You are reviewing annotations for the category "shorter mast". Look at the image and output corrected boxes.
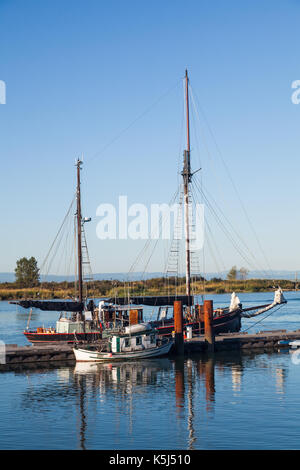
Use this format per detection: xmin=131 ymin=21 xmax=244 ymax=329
xmin=76 ymin=158 xmax=84 ymax=317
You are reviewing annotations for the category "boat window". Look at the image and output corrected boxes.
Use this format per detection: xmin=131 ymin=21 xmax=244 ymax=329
xmin=150 ymin=334 xmax=155 ymax=344
xmin=136 ymin=336 xmax=142 ymax=346
xmin=125 ymin=338 xmax=130 ymax=347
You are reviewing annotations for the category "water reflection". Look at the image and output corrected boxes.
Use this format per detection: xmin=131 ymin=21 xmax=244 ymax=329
xmin=174 ymin=358 xmax=185 ymax=410
xmin=7 ymin=351 xmax=290 ymax=450
xmin=187 ymin=359 xmax=196 ymax=449
xmin=73 ymin=358 xmax=174 ymax=449
xmin=231 ymin=365 xmax=243 ymax=392
xmin=275 ymin=367 xmax=286 ymax=395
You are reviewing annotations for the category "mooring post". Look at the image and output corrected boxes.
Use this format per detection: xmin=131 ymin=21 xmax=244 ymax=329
xmin=174 ymin=300 xmax=184 ymax=355
xmin=204 ymin=300 xmax=215 ymax=352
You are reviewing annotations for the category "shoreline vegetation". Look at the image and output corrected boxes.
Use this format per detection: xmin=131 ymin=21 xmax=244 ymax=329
xmin=0 ymin=277 xmax=297 ymax=301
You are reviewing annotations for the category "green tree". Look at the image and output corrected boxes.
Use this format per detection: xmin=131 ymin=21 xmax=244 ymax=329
xmin=227 ymin=265 xmax=237 ymax=281
xmin=15 ymin=257 xmax=40 ymax=287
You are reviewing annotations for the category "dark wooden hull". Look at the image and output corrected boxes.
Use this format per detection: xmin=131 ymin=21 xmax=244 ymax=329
xmin=152 ymin=309 xmax=241 ymax=337
xmin=24 ymin=331 xmax=102 ymax=344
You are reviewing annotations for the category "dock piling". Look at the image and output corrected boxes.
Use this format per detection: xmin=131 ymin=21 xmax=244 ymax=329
xmin=204 ymin=300 xmax=215 ymax=352
xmin=174 ymin=300 xmax=184 ymax=355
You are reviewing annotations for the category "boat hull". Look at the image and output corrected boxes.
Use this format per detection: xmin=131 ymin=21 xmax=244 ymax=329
xmin=73 ymin=340 xmax=174 ymax=362
xmin=153 ymin=309 xmax=241 ymax=337
xmin=24 ymin=331 xmax=102 ymax=344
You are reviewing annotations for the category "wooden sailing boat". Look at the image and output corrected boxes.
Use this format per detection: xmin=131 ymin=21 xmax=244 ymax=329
xmin=105 ymin=70 xmax=287 ymax=336
xmin=11 ymin=159 xmax=103 ymax=343
xmin=15 ymin=160 xmax=148 ymax=343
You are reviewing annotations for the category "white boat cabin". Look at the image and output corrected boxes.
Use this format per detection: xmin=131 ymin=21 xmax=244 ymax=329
xmin=111 ymin=324 xmax=157 ymax=353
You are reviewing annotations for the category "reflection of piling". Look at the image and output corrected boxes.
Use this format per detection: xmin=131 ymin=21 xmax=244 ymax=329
xmin=205 ymin=357 xmax=215 ymax=410
xmin=174 ymin=358 xmax=185 ymax=409
xmin=174 ymin=301 xmax=184 ymax=355
xmin=204 ymin=300 xmax=214 ymax=352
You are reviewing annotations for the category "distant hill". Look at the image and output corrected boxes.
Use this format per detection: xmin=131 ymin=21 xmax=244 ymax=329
xmin=0 ymin=273 xmax=15 ymax=283
xmin=1 ymin=270 xmax=299 ymax=283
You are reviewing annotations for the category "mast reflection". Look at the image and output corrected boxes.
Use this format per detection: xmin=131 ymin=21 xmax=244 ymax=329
xmin=187 ymin=359 xmax=196 ymax=450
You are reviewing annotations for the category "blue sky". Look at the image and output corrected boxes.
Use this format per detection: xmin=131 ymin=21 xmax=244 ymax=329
xmin=1 ymin=0 xmax=300 ymax=277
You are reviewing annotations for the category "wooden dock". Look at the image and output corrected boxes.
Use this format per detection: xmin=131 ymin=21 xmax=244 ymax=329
xmin=184 ymin=329 xmax=300 ymax=353
xmin=3 ymin=343 xmax=75 ymax=366
xmin=0 ymin=329 xmax=300 ymax=369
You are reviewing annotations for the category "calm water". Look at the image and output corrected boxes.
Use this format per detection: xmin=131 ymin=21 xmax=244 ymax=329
xmin=1 ymin=291 xmax=300 ymax=450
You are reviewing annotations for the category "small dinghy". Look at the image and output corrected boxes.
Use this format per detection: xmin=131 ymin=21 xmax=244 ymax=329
xmin=73 ymin=323 xmax=174 ymax=362
xmin=278 ymin=339 xmax=300 ymax=348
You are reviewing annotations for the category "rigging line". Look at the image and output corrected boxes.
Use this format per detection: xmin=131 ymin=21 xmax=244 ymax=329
xmin=189 ymin=86 xmax=223 ymax=191
xmin=141 ymin=186 xmax=181 ymax=280
xmin=164 ymin=186 xmax=183 ymax=275
xmin=51 ymin=200 xmax=75 ymax=278
xmin=58 ymin=203 xmax=75 ymax=277
xmin=192 ymin=176 xmax=263 ymax=272
xmin=194 ymin=182 xmax=270 ymax=280
xmin=190 ymin=90 xmax=264 ymax=272
xmin=127 ymin=184 xmax=181 ymax=276
xmin=199 ymin=178 xmax=267 ymax=273
xmin=188 ymin=190 xmax=219 ymax=296
xmin=66 ymin=228 xmax=75 ymax=279
xmin=191 ymin=180 xmax=258 ymax=270
xmin=189 ymin=89 xmax=203 ymax=173
xmin=87 ymin=79 xmax=181 ymax=165
xmin=187 ymin=189 xmax=202 ymax=272
xmin=176 ymin=86 xmax=185 ymax=187
xmin=205 ymin=224 xmax=225 ymax=274
xmin=39 ymin=194 xmax=76 ymax=275
xmin=42 ymin=215 xmax=69 ymax=279
xmin=241 ymin=304 xmax=284 ymax=333
xmin=124 ymin=185 xmax=181 ymax=296
xmin=190 ymin=186 xmax=225 ymax=273
xmin=189 ymin=84 xmax=274 ymax=275
xmin=195 ymin=176 xmax=270 ymax=276
xmin=45 ymin=219 xmax=69 ymax=278
xmin=56 ymin=213 xmax=71 ymax=276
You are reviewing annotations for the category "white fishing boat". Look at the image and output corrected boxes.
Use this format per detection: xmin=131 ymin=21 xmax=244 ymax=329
xmin=289 ymin=340 xmax=300 ymax=349
xmin=73 ymin=323 xmax=174 ymax=362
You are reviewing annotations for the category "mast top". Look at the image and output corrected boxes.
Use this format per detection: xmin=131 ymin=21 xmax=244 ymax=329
xmin=182 ymin=69 xmax=192 ymax=182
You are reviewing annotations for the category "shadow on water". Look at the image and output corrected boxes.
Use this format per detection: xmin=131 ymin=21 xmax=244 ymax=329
xmin=1 ymin=350 xmax=289 ymax=450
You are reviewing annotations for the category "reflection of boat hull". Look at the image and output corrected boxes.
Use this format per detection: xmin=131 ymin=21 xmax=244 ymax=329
xmin=153 ymin=309 xmax=241 ymax=337
xmin=73 ymin=340 xmax=173 ymax=362
xmin=24 ymin=331 xmax=101 ymax=344
xmin=74 ymin=357 xmax=173 ymax=375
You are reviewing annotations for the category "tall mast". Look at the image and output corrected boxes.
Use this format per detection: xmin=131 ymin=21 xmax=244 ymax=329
xmin=182 ymin=69 xmax=191 ymax=298
xmin=76 ymin=158 xmax=83 ymax=308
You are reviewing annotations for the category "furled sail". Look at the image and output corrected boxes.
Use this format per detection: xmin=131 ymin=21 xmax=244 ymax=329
xmin=241 ymin=288 xmax=287 ymax=318
xmin=229 ymin=292 xmax=242 ymax=312
xmin=106 ymin=295 xmax=194 ymax=306
xmin=10 ymin=300 xmax=84 ymax=312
